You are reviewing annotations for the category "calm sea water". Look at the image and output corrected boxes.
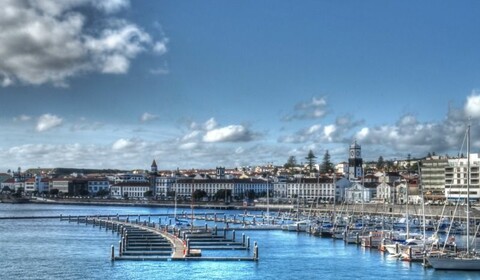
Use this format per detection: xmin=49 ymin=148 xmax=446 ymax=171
xmin=1 ymin=203 xmax=479 ymax=280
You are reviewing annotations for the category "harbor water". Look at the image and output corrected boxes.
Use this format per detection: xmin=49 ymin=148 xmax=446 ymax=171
xmin=1 ymin=203 xmax=480 ymax=280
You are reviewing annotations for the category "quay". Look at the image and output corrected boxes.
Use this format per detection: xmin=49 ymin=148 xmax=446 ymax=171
xmin=67 ymin=215 xmax=259 ymax=262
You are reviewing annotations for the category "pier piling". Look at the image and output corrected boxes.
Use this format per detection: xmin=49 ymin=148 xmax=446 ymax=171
xmin=111 ymin=245 xmax=115 ymax=261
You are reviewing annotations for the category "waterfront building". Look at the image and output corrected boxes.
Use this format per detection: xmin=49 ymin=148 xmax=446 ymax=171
xmin=174 ymin=178 xmax=232 ymax=200
xmin=173 ymin=177 xmax=269 ymax=201
xmin=272 ymin=176 xmax=288 ymax=198
xmin=24 ymin=176 xmax=49 ymax=194
xmin=51 ymin=178 xmax=71 ymax=194
xmin=286 ymin=176 xmax=336 ymax=203
xmin=394 ymin=181 xmax=409 ymax=204
xmin=375 ymin=172 xmax=402 ymax=203
xmin=345 ymin=180 xmax=374 ymax=203
xmin=445 ymin=153 xmax=480 ymax=202
xmin=110 ymin=182 xmax=151 ymax=199
xmin=114 ymin=173 xmax=148 ymax=184
xmin=275 ymin=175 xmax=349 ymax=204
xmin=233 ymin=178 xmax=270 ymax=200
xmin=51 ymin=178 xmax=89 ymax=196
xmin=86 ymin=177 xmax=110 ymax=195
xmin=420 ymin=155 xmax=449 ymax=201
xmin=348 ymin=141 xmax=363 ymax=180
xmin=376 ymin=182 xmax=392 ymax=203
xmin=0 ymin=178 xmax=16 ymax=192
xmin=154 ymin=176 xmax=176 ymax=198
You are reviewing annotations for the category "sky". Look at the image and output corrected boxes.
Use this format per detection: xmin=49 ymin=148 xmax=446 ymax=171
xmin=1 ymin=0 xmax=480 ymax=172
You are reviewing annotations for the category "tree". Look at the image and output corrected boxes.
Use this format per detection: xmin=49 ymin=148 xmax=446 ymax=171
xmin=96 ymin=188 xmax=110 ymax=197
xmin=49 ymin=189 xmax=59 ymax=195
xmin=214 ymin=189 xmax=231 ymax=200
xmin=320 ymin=150 xmax=334 ymax=174
xmin=376 ymin=156 xmax=385 ymax=170
xmin=144 ymin=190 xmax=153 ymax=199
xmin=305 ymin=150 xmax=317 ymax=173
xmin=246 ymin=190 xmax=256 ymax=200
xmin=284 ymin=156 xmax=297 ymax=169
xmin=192 ymin=189 xmax=207 ymax=201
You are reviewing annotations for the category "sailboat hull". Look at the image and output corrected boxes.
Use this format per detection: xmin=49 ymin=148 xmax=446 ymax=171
xmin=427 ymin=257 xmax=480 ymax=270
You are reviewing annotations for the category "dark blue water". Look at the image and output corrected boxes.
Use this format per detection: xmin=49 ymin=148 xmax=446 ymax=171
xmin=1 ymin=204 xmax=479 ymax=280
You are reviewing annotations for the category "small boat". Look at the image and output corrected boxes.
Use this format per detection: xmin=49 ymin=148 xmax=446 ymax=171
xmin=282 ymin=220 xmax=311 ymax=232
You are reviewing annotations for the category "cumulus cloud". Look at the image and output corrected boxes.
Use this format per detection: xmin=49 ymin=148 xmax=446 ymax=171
xmin=203 ymin=125 xmax=253 ymax=143
xmin=353 ymin=113 xmax=470 ymax=158
xmin=465 ymin=91 xmax=480 ymax=119
xmin=112 ymin=138 xmax=136 ymax=150
xmin=278 ymin=115 xmax=362 ymax=144
xmin=36 ymin=114 xmax=63 ymax=132
xmin=153 ymin=39 xmax=169 ymax=55
xmin=283 ymin=96 xmax=328 ymax=121
xmin=140 ymin=112 xmax=158 ymax=122
xmin=0 ymin=0 xmax=167 ymax=87
xmin=177 ymin=118 xmax=255 ymax=145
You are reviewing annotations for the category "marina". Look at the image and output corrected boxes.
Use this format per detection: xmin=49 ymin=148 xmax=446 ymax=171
xmin=2 ymin=203 xmax=480 ymax=279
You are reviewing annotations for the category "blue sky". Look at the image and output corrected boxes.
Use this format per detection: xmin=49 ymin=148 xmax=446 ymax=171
xmin=1 ymin=0 xmax=480 ymax=171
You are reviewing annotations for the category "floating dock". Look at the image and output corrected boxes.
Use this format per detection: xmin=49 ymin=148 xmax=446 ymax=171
xmin=66 ymin=216 xmax=259 ymax=262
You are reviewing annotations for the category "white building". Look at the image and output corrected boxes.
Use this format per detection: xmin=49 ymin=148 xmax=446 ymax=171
xmin=345 ymin=180 xmax=375 ymax=203
xmin=24 ymin=176 xmax=49 ymax=194
xmin=273 ymin=176 xmax=349 ymax=203
xmin=110 ymin=182 xmax=151 ymax=199
xmin=445 ymin=153 xmax=480 ymax=202
xmin=173 ymin=178 xmax=270 ymax=200
xmin=114 ymin=173 xmax=148 ymax=184
xmin=154 ymin=176 xmax=176 ymax=198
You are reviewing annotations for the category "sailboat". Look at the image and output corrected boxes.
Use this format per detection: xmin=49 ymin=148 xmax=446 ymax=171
xmin=427 ymin=124 xmax=480 ymax=270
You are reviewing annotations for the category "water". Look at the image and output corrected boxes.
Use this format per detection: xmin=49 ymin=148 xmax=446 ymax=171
xmin=1 ymin=203 xmax=479 ymax=280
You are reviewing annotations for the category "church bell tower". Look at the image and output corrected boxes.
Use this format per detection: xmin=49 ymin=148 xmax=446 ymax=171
xmin=348 ymin=140 xmax=363 ymax=180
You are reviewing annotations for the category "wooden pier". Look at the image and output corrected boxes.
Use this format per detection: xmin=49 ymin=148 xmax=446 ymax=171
xmin=64 ymin=215 xmax=259 ymax=262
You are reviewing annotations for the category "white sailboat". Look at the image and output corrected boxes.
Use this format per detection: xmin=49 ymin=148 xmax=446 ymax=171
xmin=427 ymin=124 xmax=480 ymax=270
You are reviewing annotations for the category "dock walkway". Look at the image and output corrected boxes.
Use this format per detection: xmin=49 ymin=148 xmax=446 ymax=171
xmin=72 ymin=216 xmax=258 ymax=262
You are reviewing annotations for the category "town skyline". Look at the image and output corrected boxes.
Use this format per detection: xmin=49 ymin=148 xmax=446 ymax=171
xmin=1 ymin=1 xmax=480 ymax=171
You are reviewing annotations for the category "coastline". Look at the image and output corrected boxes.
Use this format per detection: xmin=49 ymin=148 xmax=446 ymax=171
xmin=3 ymin=198 xmax=480 ymax=219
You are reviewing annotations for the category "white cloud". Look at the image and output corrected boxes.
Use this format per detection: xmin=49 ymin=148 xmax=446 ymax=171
xmin=204 ymin=118 xmax=218 ymax=130
xmin=112 ymin=138 xmax=135 ymax=150
xmin=13 ymin=115 xmax=31 ymax=122
xmin=283 ymin=96 xmax=328 ymax=121
xmin=203 ymin=125 xmax=252 ymax=143
xmin=323 ymin=124 xmax=336 ymax=140
xmin=182 ymin=131 xmax=201 ymax=142
xmin=153 ymin=39 xmax=169 ymax=55
xmin=179 ymin=142 xmax=198 ymax=150
xmin=306 ymin=124 xmax=322 ymax=134
xmin=140 ymin=112 xmax=158 ymax=122
xmin=0 ymin=1 xmax=166 ymax=87
xmin=36 ymin=114 xmax=63 ymax=132
xmin=465 ymin=91 xmax=480 ymax=119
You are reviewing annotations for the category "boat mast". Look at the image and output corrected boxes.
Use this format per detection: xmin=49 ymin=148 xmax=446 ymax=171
xmin=466 ymin=124 xmax=471 ymax=254
xmin=418 ymin=162 xmax=426 ymax=250
xmin=266 ymin=172 xmax=270 ymax=220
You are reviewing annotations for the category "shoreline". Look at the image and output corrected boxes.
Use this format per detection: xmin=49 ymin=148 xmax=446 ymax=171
xmin=3 ymin=198 xmax=480 ymax=219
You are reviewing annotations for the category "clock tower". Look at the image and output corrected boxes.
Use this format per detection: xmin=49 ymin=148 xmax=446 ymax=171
xmin=348 ymin=140 xmax=363 ymax=180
